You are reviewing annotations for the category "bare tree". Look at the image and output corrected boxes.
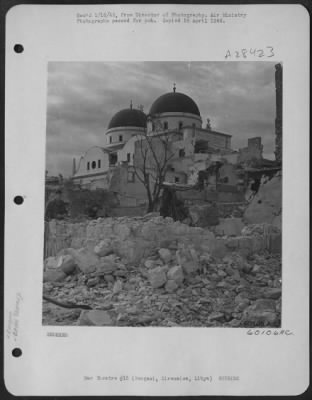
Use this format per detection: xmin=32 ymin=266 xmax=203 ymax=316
xmin=132 ymin=133 xmax=176 ymax=212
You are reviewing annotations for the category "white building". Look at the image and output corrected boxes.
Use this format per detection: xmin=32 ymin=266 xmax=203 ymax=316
xmin=72 ymin=86 xmax=234 ymax=189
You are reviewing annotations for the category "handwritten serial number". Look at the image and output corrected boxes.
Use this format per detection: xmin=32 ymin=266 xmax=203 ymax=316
xmin=247 ymin=329 xmax=294 ymax=336
xmin=225 ymin=47 xmax=275 ymax=59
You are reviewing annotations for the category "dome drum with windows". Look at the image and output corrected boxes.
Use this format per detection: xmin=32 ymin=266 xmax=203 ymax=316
xmin=147 ymin=84 xmax=202 ymax=132
xmin=106 ymin=101 xmax=147 ymax=147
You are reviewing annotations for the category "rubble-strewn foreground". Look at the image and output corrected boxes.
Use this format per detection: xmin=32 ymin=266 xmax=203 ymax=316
xmin=43 ymin=215 xmax=281 ymax=327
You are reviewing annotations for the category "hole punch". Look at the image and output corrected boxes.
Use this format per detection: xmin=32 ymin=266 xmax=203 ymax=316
xmin=14 ymin=195 xmax=24 ymax=205
xmin=14 ymin=44 xmax=24 ymax=53
xmin=12 ymin=348 xmax=22 ymax=357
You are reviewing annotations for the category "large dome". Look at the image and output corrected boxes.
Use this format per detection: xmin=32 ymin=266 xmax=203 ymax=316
xmin=149 ymin=91 xmax=200 ymax=116
xmin=108 ymin=108 xmax=147 ymax=129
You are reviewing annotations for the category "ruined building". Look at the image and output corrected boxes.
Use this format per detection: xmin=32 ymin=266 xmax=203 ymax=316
xmin=70 ymin=84 xmax=267 ymax=207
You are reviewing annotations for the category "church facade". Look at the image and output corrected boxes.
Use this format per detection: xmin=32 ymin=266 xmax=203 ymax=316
xmin=71 ymin=86 xmax=242 ymax=194
xmin=72 ymin=87 xmax=263 ymax=207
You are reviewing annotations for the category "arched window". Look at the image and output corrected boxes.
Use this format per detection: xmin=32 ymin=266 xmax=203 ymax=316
xmin=98 ymin=160 xmax=101 ymax=168
xmin=87 ymin=162 xmax=90 ymax=170
xmin=109 ymin=136 xmax=112 ymax=144
xmin=163 ymin=121 xmax=168 ymax=130
xmin=119 ymin=135 xmax=123 ymax=142
xmin=178 ymin=121 xmax=183 ymax=130
xmin=91 ymin=161 xmax=96 ymax=169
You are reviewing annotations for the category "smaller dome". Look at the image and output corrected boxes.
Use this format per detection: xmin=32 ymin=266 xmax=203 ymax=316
xmin=108 ymin=108 xmax=147 ymax=129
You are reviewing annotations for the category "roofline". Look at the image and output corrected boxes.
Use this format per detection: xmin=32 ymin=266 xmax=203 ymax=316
xmin=105 ymin=126 xmax=146 ymax=135
xmin=187 ymin=126 xmax=232 ymax=137
xmin=72 ymin=170 xmax=113 ymax=180
xmin=147 ymin=112 xmax=202 ymax=121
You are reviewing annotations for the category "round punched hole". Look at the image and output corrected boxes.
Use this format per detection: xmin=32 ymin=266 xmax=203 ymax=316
xmin=14 ymin=195 xmax=24 ymax=205
xmin=12 ymin=348 xmax=22 ymax=357
xmin=14 ymin=44 xmax=24 ymax=53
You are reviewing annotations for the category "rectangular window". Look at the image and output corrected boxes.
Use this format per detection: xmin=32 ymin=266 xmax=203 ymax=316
xmin=109 ymin=153 xmax=117 ymax=166
xmin=163 ymin=121 xmax=168 ymax=130
xmin=109 ymin=136 xmax=112 ymax=144
xmin=179 ymin=121 xmax=183 ymax=130
xmin=127 ymin=171 xmax=135 ymax=182
xmin=98 ymin=160 xmax=101 ymax=168
xmin=175 ymin=176 xmax=180 ymax=183
xmin=119 ymin=135 xmax=123 ymax=142
xmin=87 ymin=162 xmax=90 ymax=170
xmin=127 ymin=153 xmax=131 ymax=163
xmin=179 ymin=149 xmax=185 ymax=158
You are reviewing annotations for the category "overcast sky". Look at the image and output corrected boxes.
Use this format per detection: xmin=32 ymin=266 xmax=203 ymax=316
xmin=46 ymin=61 xmax=277 ymax=177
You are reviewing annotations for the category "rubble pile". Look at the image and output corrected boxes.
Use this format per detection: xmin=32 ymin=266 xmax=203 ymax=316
xmin=43 ymin=215 xmax=281 ymax=327
xmin=46 ymin=215 xmax=281 ymax=260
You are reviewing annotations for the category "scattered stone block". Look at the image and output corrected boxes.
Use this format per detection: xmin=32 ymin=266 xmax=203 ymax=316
xmin=43 ymin=269 xmax=67 ymax=283
xmin=158 ymin=248 xmax=172 ymax=263
xmin=217 ymin=269 xmax=227 ymax=278
xmin=114 ymin=239 xmax=152 ymax=264
xmin=263 ymin=288 xmax=281 ymax=300
xmin=94 ymin=239 xmax=113 ymax=256
xmin=176 ymin=246 xmax=199 ymax=274
xmin=86 ymin=277 xmax=99 ymax=287
xmin=210 ymin=239 xmax=228 ymax=259
xmin=215 ymin=218 xmax=244 ymax=237
xmin=251 ymin=264 xmax=261 ymax=274
xmin=225 ymin=238 xmax=239 ymax=250
xmin=144 ymin=259 xmax=156 ymax=269
xmin=167 ymin=265 xmax=184 ymax=285
xmin=58 ymin=255 xmax=77 ymax=275
xmin=243 ymin=299 xmax=277 ymax=325
xmin=148 ymin=266 xmax=167 ymax=288
xmin=66 ymin=247 xmax=99 ymax=274
xmin=165 ymin=280 xmax=179 ymax=293
xmin=77 ymin=310 xmax=114 ymax=326
xmin=104 ymin=274 xmax=115 ymax=283
xmin=44 ymin=257 xmax=59 ymax=270
xmin=208 ymin=312 xmax=224 ymax=322
xmin=96 ymin=257 xmax=117 ymax=274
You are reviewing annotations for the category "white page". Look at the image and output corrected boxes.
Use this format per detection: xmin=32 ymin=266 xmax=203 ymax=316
xmin=4 ymin=3 xmax=309 ymax=396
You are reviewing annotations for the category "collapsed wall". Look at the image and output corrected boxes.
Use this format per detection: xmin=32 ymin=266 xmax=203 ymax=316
xmin=45 ymin=215 xmax=281 ymax=261
xmin=244 ymin=172 xmax=281 ymax=228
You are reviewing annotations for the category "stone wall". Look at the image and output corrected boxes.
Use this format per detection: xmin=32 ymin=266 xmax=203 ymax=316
xmin=44 ymin=216 xmax=281 ymax=260
xmin=244 ymin=172 xmax=281 ymax=226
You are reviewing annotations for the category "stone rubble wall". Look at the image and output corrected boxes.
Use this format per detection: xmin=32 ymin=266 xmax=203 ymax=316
xmin=45 ymin=216 xmax=281 ymax=259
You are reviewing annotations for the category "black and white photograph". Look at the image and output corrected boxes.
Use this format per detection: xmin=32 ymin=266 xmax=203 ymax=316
xmin=43 ymin=61 xmax=282 ymax=328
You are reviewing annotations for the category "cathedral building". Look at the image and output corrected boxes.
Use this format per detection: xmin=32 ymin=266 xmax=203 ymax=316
xmin=71 ymin=85 xmax=237 ymax=191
